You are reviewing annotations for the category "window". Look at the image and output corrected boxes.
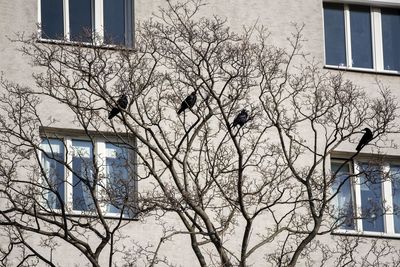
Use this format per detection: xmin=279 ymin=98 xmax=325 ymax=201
xmin=331 ymin=161 xmax=355 ymax=230
xmin=38 ymin=0 xmax=134 ymax=47
xmin=323 ymin=2 xmax=400 ymax=73
xmin=332 ymin=159 xmax=400 ymax=236
xmin=40 ymin=135 xmax=136 ymax=218
xmin=41 ymin=139 xmax=65 ymax=209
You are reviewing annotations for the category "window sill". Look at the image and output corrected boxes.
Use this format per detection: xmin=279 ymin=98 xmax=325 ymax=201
xmin=38 ymin=210 xmax=138 ymax=221
xmin=324 ymin=0 xmax=400 ymax=9
xmin=37 ymin=38 xmax=135 ymax=52
xmin=324 ymin=65 xmax=400 ymax=77
xmin=332 ymin=229 xmax=400 ymax=240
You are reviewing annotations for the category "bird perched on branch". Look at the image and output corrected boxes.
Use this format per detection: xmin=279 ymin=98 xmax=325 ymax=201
xmin=232 ymin=109 xmax=249 ymax=128
xmin=356 ymin=128 xmax=373 ymax=151
xmin=177 ymin=91 xmax=196 ymax=115
xmin=108 ymin=95 xmax=128 ymax=120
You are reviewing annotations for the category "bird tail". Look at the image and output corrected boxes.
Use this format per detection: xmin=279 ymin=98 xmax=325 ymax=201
xmin=356 ymin=144 xmax=362 ymax=152
xmin=177 ymin=108 xmax=183 ymax=115
xmin=108 ymin=108 xmax=119 ymax=120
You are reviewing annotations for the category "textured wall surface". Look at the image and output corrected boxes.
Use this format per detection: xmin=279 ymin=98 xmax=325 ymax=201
xmin=0 ymin=0 xmax=399 ymax=266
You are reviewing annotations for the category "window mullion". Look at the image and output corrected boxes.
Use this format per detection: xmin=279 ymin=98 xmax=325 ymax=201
xmin=37 ymin=0 xmax=42 ymax=38
xmin=372 ymin=7 xmax=384 ymax=71
xmin=344 ymin=4 xmax=352 ymax=67
xmin=353 ymin=161 xmax=363 ymax=231
xmin=94 ymin=0 xmax=104 ymax=45
xmin=64 ymin=0 xmax=70 ymax=40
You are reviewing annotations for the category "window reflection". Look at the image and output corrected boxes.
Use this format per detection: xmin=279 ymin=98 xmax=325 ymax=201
xmin=332 ymin=162 xmax=355 ymax=230
xmin=41 ymin=0 xmax=64 ymax=40
xmin=72 ymin=140 xmax=95 ymax=211
xmin=350 ymin=5 xmax=373 ymax=68
xmin=105 ymin=143 xmax=134 ymax=216
xmin=360 ymin=164 xmax=384 ymax=232
xmin=382 ymin=8 xmax=400 ymax=71
xmin=41 ymin=139 xmax=65 ymax=209
xmin=324 ymin=3 xmax=346 ymax=66
xmin=69 ymin=0 xmax=93 ymax=42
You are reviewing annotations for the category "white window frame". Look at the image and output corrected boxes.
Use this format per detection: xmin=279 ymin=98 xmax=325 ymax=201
xmin=37 ymin=0 xmax=134 ymax=47
xmin=323 ymin=1 xmax=400 ymax=75
xmin=39 ymin=135 xmax=137 ymax=219
xmin=332 ymin=158 xmax=400 ymax=238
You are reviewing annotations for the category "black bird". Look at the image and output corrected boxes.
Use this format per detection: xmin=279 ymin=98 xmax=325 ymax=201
xmin=177 ymin=91 xmax=196 ymax=115
xmin=108 ymin=95 xmax=128 ymax=120
xmin=356 ymin=128 xmax=373 ymax=151
xmin=232 ymin=109 xmax=249 ymax=128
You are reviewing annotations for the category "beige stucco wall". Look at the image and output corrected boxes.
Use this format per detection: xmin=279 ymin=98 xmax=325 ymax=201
xmin=0 ymin=0 xmax=400 ymax=266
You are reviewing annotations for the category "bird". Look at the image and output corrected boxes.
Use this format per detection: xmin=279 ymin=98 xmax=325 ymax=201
xmin=356 ymin=128 xmax=373 ymax=151
xmin=177 ymin=91 xmax=196 ymax=115
xmin=108 ymin=95 xmax=128 ymax=120
xmin=232 ymin=109 xmax=249 ymax=128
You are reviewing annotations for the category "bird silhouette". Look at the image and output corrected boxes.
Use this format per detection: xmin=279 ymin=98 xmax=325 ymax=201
xmin=232 ymin=109 xmax=249 ymax=128
xmin=356 ymin=128 xmax=373 ymax=151
xmin=108 ymin=95 xmax=128 ymax=120
xmin=177 ymin=91 xmax=196 ymax=115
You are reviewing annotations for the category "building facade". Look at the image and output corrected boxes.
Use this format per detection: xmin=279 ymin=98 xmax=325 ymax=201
xmin=0 ymin=0 xmax=400 ymax=266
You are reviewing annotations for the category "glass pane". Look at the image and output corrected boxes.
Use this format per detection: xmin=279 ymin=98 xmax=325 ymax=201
xmin=350 ymin=5 xmax=373 ymax=68
xmin=382 ymin=8 xmax=400 ymax=71
xmin=324 ymin=3 xmax=346 ymax=66
xmin=104 ymin=0 xmax=125 ymax=45
xmin=41 ymin=139 xmax=65 ymax=209
xmin=105 ymin=143 xmax=133 ymax=216
xmin=72 ymin=140 xmax=94 ymax=211
xmin=359 ymin=164 xmax=384 ymax=232
xmin=41 ymin=0 xmax=64 ymax=40
xmin=69 ymin=0 xmax=93 ymax=42
xmin=331 ymin=162 xmax=355 ymax=230
xmin=391 ymin=165 xmax=400 ymax=233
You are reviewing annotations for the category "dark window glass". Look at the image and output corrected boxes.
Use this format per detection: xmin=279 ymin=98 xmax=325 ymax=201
xmin=41 ymin=139 xmax=65 ymax=209
xmin=332 ymin=162 xmax=355 ymax=230
xmin=69 ymin=0 xmax=93 ymax=42
xmin=72 ymin=140 xmax=94 ymax=211
xmin=324 ymin=3 xmax=346 ymax=66
xmin=350 ymin=5 xmax=373 ymax=68
xmin=104 ymin=0 xmax=125 ymax=45
xmin=41 ymin=0 xmax=64 ymax=40
xmin=382 ymin=8 xmax=400 ymax=71
xmin=360 ymin=164 xmax=384 ymax=232
xmin=104 ymin=0 xmax=133 ymax=46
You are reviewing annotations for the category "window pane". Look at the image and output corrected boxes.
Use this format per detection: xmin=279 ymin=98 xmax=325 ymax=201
xmin=332 ymin=162 xmax=355 ymax=230
xmin=69 ymin=0 xmax=93 ymax=42
xmin=350 ymin=5 xmax=373 ymax=68
xmin=391 ymin=165 xmax=400 ymax=233
xmin=72 ymin=140 xmax=94 ymax=211
xmin=382 ymin=8 xmax=400 ymax=71
xmin=324 ymin=3 xmax=346 ymax=66
xmin=359 ymin=164 xmax=384 ymax=232
xmin=104 ymin=0 xmax=125 ymax=45
xmin=41 ymin=0 xmax=64 ymax=40
xmin=106 ymin=143 xmax=133 ymax=216
xmin=41 ymin=139 xmax=65 ymax=209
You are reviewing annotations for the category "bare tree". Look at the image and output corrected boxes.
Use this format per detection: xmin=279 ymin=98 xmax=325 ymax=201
xmin=0 ymin=0 xmax=399 ymax=266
